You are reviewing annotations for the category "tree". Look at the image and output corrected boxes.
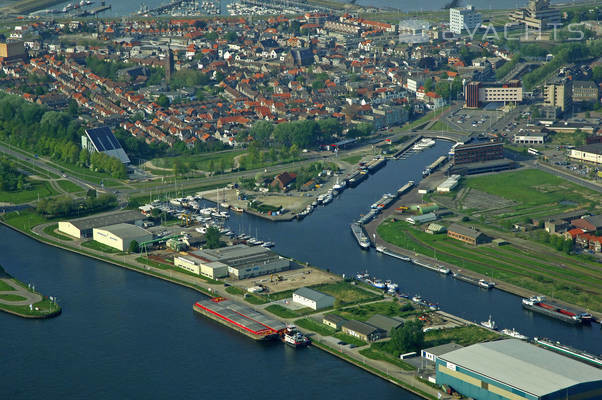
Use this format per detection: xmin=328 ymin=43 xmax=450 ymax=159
xmin=156 ymin=94 xmax=170 ymax=108
xmin=86 ymin=189 xmax=97 ymax=198
xmin=388 ymin=320 xmax=424 ymax=354
xmin=128 ymin=240 xmax=140 ymax=253
xmin=205 ymin=226 xmax=221 ymax=249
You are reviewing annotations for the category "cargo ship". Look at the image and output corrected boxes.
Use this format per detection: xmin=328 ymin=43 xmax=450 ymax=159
xmin=348 ymin=171 xmax=368 ymax=187
xmin=534 ymin=337 xmax=602 ymax=367
xmin=366 ymin=158 xmax=387 ymax=173
xmin=375 ymin=246 xmax=411 ymax=262
xmin=522 ymin=296 xmax=592 ymax=325
xmin=350 ymin=222 xmax=371 ymax=249
xmin=193 ymin=297 xmax=285 ymax=341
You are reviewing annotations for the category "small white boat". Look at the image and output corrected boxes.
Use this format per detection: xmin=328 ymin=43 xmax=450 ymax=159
xmin=480 ymin=315 xmax=497 ymax=330
xmin=501 ymin=328 xmax=528 ymax=340
xmin=438 ymin=266 xmax=451 ymax=275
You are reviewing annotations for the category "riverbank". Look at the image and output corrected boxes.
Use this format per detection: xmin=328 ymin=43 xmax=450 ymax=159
xmin=362 ymin=189 xmax=602 ymax=322
xmin=0 ymin=265 xmax=61 ymax=319
xmin=0 ymin=215 xmax=451 ymax=399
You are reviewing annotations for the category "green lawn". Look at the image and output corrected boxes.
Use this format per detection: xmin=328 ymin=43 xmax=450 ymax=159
xmin=341 ymin=155 xmax=363 ymax=165
xmin=424 ymin=326 xmax=501 ymax=347
xmin=0 ymin=297 xmax=61 ymax=317
xmin=463 ymin=169 xmax=597 ymax=207
xmin=225 ymin=286 xmax=245 ymax=296
xmin=336 ymin=301 xmax=418 ymax=322
xmin=0 ymin=209 xmax=52 ymax=232
xmin=377 ymin=219 xmax=602 ymax=312
xmin=244 ymin=295 xmax=268 ymax=305
xmin=265 ymin=304 xmax=314 ymax=318
xmin=43 ymin=223 xmax=73 ymax=241
xmin=0 ymin=180 xmax=57 ymax=204
xmin=152 ymin=150 xmax=245 ymax=172
xmin=56 ymin=179 xmax=84 ymax=193
xmin=0 ymin=280 xmax=15 ymax=291
xmin=359 ymin=347 xmax=416 ymax=371
xmin=0 ymin=293 xmax=27 ymax=301
xmin=333 ymin=332 xmax=368 ymax=348
xmin=81 ymin=240 xmax=121 ymax=254
xmin=311 ymin=281 xmax=382 ymax=306
xmin=295 ymin=317 xmax=336 ymax=336
xmin=430 ymin=119 xmax=464 ymax=134
xmin=399 ymin=106 xmax=451 ymax=132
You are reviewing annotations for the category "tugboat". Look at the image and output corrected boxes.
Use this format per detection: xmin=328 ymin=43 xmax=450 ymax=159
xmin=282 ymin=326 xmax=310 ymax=348
xmin=480 ymin=315 xmax=497 ymax=330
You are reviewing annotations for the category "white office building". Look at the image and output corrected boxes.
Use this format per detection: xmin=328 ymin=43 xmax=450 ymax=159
xmin=449 ymin=5 xmax=482 ymax=34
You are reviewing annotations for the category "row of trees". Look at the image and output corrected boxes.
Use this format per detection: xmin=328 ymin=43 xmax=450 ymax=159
xmin=375 ymin=319 xmax=425 ymax=355
xmin=0 ymin=157 xmax=27 ymax=191
xmin=37 ymin=193 xmax=118 ymax=218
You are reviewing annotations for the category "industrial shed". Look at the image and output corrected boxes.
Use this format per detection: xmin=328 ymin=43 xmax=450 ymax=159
xmin=436 ymin=339 xmax=602 ymax=400
xmin=58 ymin=210 xmax=145 ymax=238
xmin=341 ymin=320 xmax=385 ymax=343
xmin=292 ymin=287 xmax=334 ymax=310
xmin=174 ymin=256 xmax=229 ymax=279
xmin=93 ymin=223 xmax=152 ymax=252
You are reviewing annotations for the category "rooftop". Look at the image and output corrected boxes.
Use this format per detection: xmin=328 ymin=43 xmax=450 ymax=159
xmin=294 ymin=287 xmax=334 ymax=303
xmin=94 ymin=223 xmax=151 ymax=238
xmin=66 ymin=210 xmax=144 ymax=231
xmin=574 ymin=143 xmax=602 ymax=156
xmin=365 ymin=314 xmax=404 ymax=332
xmin=448 ymin=223 xmax=483 ymax=239
xmin=439 ymin=339 xmax=602 ymax=397
xmin=342 ymin=319 xmax=382 ymax=336
xmin=422 ymin=342 xmax=463 ymax=356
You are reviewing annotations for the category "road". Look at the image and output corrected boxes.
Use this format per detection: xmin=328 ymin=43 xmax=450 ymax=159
xmin=532 ymin=160 xmax=602 ymax=193
xmin=0 ymin=278 xmax=42 ymax=306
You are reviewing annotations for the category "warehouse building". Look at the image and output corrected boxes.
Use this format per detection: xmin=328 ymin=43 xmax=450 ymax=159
xmin=93 ymin=223 xmax=152 ymax=252
xmin=447 ymin=224 xmax=486 ymax=245
xmin=292 ymin=287 xmax=335 ymax=310
xmin=58 ymin=210 xmax=145 ymax=238
xmin=173 ymin=255 xmax=229 ymax=279
xmin=436 ymin=339 xmax=602 ymax=400
xmin=365 ymin=314 xmax=404 ymax=336
xmin=454 ymin=142 xmax=503 ymax=165
xmin=191 ymin=244 xmax=290 ymax=280
xmin=341 ymin=320 xmax=385 ymax=343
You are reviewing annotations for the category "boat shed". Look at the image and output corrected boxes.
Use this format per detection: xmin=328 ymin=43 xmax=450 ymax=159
xmin=58 ymin=210 xmax=145 ymax=238
xmin=341 ymin=320 xmax=385 ymax=343
xmin=436 ymin=339 xmax=602 ymax=400
xmin=93 ymin=223 xmax=152 ymax=252
xmin=406 ymin=212 xmax=437 ymax=225
xmin=365 ymin=314 xmax=404 ymax=336
xmin=293 ymin=287 xmax=335 ymax=311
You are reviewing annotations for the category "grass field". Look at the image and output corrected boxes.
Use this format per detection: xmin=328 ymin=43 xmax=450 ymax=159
xmin=0 ymin=209 xmax=51 ymax=232
xmin=341 ymin=155 xmax=363 ymax=165
xmin=42 ymin=223 xmax=73 ymax=241
xmin=377 ymin=219 xmax=602 ymax=312
xmin=430 ymin=120 xmax=464 ymax=134
xmin=0 ymin=297 xmax=61 ymax=317
xmin=359 ymin=347 xmax=416 ymax=371
xmin=0 ymin=293 xmax=27 ymax=301
xmin=81 ymin=240 xmax=122 ymax=254
xmin=335 ymin=301 xmax=418 ymax=322
xmin=333 ymin=332 xmax=368 ymax=347
xmin=0 ymin=180 xmax=57 ymax=204
xmin=463 ymin=169 xmax=598 ymax=207
xmin=265 ymin=304 xmax=314 ymax=318
xmin=295 ymin=317 xmax=336 ymax=336
xmin=56 ymin=179 xmax=84 ymax=193
xmin=424 ymin=326 xmax=501 ymax=347
xmin=311 ymin=281 xmax=382 ymax=305
xmin=152 ymin=150 xmax=245 ymax=172
xmin=225 ymin=286 xmax=245 ymax=296
xmin=0 ymin=280 xmax=15 ymax=291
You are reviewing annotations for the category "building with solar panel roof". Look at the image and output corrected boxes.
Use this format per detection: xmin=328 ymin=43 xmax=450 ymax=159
xmin=82 ymin=126 xmax=130 ymax=164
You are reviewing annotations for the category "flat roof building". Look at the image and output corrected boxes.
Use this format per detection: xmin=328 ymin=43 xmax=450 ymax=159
xmin=569 ymin=143 xmax=602 ymax=165
xmin=174 ymin=256 xmax=229 ymax=279
xmin=450 ymin=5 xmax=482 ymax=35
xmin=58 ymin=210 xmax=145 ymax=238
xmin=453 ymin=142 xmax=504 ymax=166
xmin=293 ymin=287 xmax=335 ymax=310
xmin=465 ymin=81 xmax=523 ymax=108
xmin=437 ymin=339 xmax=602 ymax=400
xmin=191 ymin=244 xmax=290 ymax=280
xmin=93 ymin=223 xmax=152 ymax=252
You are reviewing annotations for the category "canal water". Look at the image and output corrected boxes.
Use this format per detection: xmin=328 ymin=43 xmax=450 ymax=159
xmin=2 ymin=140 xmax=600 ymax=399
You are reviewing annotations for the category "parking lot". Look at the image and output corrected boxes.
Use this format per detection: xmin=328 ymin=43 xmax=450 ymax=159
xmin=444 ymin=108 xmax=505 ymax=133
